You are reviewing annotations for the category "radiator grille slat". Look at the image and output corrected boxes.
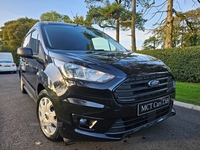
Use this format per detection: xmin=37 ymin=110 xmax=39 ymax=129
xmin=114 ymin=72 xmax=174 ymax=103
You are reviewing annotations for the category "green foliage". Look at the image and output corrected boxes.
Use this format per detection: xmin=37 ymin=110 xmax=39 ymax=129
xmin=40 ymin=11 xmax=70 ymax=22
xmin=137 ymin=46 xmax=200 ymax=83
xmin=142 ymin=36 xmax=161 ymax=50
xmin=0 ymin=17 xmax=38 ymax=65
xmin=86 ymin=0 xmax=146 ymax=42
xmin=85 ymin=0 xmax=132 ymax=8
xmin=86 ymin=2 xmax=146 ymax=30
xmin=0 ymin=17 xmax=38 ymax=48
xmin=40 ymin=11 xmax=91 ymax=26
xmin=172 ymin=8 xmax=200 ymax=47
xmin=86 ymin=3 xmax=131 ymax=29
xmin=71 ymin=14 xmax=92 ymax=26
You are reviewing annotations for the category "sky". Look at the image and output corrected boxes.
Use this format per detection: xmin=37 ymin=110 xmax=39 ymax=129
xmin=0 ymin=0 xmax=199 ymax=50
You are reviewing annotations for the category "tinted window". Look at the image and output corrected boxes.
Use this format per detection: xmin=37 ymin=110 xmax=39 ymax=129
xmin=23 ymin=34 xmax=31 ymax=47
xmin=30 ymin=30 xmax=39 ymax=55
xmin=43 ymin=25 xmax=127 ymax=52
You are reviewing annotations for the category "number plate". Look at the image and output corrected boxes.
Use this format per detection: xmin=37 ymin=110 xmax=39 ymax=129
xmin=137 ymin=97 xmax=170 ymax=116
xmin=4 ymin=65 xmax=11 ymax=67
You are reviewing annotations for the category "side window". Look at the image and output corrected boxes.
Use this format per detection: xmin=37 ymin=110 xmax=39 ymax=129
xmin=30 ymin=30 xmax=39 ymax=55
xmin=23 ymin=34 xmax=31 ymax=47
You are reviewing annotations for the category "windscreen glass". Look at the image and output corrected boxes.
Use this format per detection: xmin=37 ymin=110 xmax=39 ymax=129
xmin=43 ymin=24 xmax=127 ymax=52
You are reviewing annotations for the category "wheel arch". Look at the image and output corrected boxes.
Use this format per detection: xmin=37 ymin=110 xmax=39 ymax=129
xmin=37 ymin=63 xmax=68 ymax=97
xmin=37 ymin=83 xmax=45 ymax=96
xmin=36 ymin=63 xmax=67 ymax=117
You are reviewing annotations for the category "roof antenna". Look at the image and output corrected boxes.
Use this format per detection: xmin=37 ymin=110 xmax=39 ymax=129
xmin=71 ymin=11 xmax=75 ymax=19
xmin=71 ymin=11 xmax=79 ymax=26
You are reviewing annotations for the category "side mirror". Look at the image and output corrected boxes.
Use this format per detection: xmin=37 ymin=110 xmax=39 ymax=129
xmin=17 ymin=47 xmax=33 ymax=58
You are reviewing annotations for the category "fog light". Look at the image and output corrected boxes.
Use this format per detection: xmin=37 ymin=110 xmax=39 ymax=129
xmin=79 ymin=118 xmax=97 ymax=129
xmin=79 ymin=118 xmax=88 ymax=128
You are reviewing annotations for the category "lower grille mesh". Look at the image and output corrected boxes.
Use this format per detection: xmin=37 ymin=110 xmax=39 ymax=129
xmin=106 ymin=106 xmax=171 ymax=136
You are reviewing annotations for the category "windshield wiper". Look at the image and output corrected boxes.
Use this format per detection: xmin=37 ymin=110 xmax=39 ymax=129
xmin=92 ymin=49 xmax=105 ymax=51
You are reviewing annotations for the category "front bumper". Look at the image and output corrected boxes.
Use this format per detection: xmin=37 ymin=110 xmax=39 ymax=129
xmin=58 ymin=97 xmax=176 ymax=141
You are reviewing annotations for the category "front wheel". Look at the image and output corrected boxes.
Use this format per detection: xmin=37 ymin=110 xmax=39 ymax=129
xmin=37 ymin=90 xmax=62 ymax=141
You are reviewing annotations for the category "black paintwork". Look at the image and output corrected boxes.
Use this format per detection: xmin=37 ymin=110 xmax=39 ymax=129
xmin=18 ymin=22 xmax=176 ymax=141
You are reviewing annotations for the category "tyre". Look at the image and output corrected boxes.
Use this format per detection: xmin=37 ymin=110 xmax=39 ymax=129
xmin=37 ymin=90 xmax=62 ymax=141
xmin=20 ymin=76 xmax=27 ymax=94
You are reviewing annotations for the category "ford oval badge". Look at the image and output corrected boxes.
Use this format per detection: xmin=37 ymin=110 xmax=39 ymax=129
xmin=148 ymin=80 xmax=160 ymax=87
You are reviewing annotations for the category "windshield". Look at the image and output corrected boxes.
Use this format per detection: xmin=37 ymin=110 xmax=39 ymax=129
xmin=43 ymin=24 xmax=127 ymax=52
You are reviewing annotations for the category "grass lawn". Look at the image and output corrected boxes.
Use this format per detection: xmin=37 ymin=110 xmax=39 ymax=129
xmin=176 ymin=82 xmax=200 ymax=106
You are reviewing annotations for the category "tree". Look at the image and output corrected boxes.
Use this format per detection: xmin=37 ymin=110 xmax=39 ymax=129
xmin=138 ymin=0 xmax=174 ymax=49
xmin=40 ymin=11 xmax=70 ymax=22
xmin=86 ymin=3 xmax=132 ymax=42
xmin=173 ymin=8 xmax=200 ymax=47
xmin=165 ymin=0 xmax=173 ymax=49
xmin=143 ymin=7 xmax=200 ymax=49
xmin=140 ymin=0 xmax=200 ymax=49
xmin=131 ymin=0 xmax=136 ymax=51
xmin=85 ymin=0 xmax=146 ymax=52
xmin=142 ymin=36 xmax=161 ymax=49
xmin=0 ymin=17 xmax=38 ymax=48
xmin=71 ymin=14 xmax=92 ymax=26
xmin=0 ymin=17 xmax=38 ymax=64
xmin=0 ymin=39 xmax=3 ymax=47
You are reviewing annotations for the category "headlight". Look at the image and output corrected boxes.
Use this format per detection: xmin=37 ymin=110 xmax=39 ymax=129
xmin=55 ymin=60 xmax=115 ymax=83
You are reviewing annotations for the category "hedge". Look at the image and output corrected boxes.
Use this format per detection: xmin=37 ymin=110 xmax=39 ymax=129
xmin=137 ymin=46 xmax=200 ymax=83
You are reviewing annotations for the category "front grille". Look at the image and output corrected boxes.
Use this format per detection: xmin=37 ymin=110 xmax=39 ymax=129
xmin=106 ymin=106 xmax=171 ymax=137
xmin=114 ymin=72 xmax=174 ymax=104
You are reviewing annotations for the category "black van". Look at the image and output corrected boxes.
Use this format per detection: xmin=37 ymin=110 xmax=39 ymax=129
xmin=17 ymin=22 xmax=175 ymax=142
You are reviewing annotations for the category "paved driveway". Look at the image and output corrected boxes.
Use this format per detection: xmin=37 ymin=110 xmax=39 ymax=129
xmin=0 ymin=73 xmax=200 ymax=150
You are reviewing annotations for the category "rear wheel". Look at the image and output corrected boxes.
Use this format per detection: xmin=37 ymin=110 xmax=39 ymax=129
xmin=37 ymin=90 xmax=62 ymax=141
xmin=20 ymin=76 xmax=27 ymax=94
